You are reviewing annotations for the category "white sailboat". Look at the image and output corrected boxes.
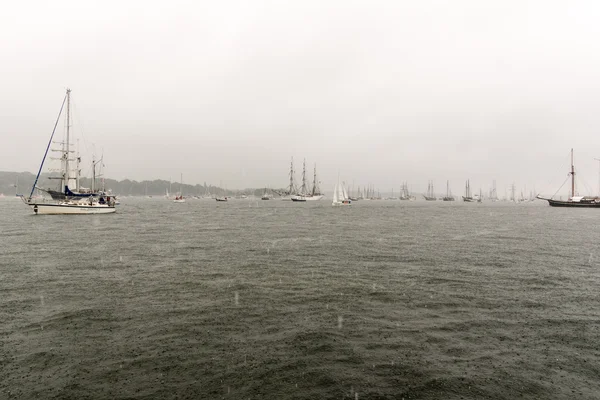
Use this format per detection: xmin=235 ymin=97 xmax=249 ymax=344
xmin=332 ymin=176 xmax=351 ymax=206
xmin=174 ymin=174 xmax=186 ymax=202
xmin=22 ymin=89 xmax=116 ymax=215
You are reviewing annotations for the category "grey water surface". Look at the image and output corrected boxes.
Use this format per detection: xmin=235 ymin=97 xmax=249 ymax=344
xmin=1 ymin=197 xmax=599 ymax=399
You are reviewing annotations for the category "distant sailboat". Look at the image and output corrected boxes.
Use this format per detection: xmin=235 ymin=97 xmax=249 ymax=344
xmin=462 ymin=180 xmax=475 ymax=202
xmin=443 ymin=180 xmax=455 ymax=201
xmin=332 ymin=176 xmax=351 ymax=206
xmin=174 ymin=174 xmax=185 ymax=202
xmin=423 ymin=180 xmax=436 ymax=201
xmin=216 ymin=183 xmax=227 ymax=202
xmin=399 ymin=182 xmax=415 ymax=200
xmin=387 ymin=187 xmax=398 ymax=200
xmin=261 ymin=188 xmax=272 ymax=200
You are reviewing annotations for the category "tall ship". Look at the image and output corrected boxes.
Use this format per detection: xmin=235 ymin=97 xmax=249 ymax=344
xmin=443 ymin=180 xmax=455 ymax=201
xmin=21 ymin=89 xmax=116 ymax=214
xmin=538 ymin=149 xmax=600 ymax=207
xmin=399 ymin=182 xmax=415 ymax=200
xmin=292 ymin=160 xmax=324 ymax=201
xmin=423 ymin=180 xmax=436 ymax=201
xmin=462 ymin=180 xmax=475 ymax=202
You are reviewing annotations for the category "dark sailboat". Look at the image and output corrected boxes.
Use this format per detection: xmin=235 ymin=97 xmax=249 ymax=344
xmin=462 ymin=179 xmax=475 ymax=202
xmin=423 ymin=180 xmax=436 ymax=201
xmin=538 ymin=149 xmax=600 ymax=207
xmin=443 ymin=180 xmax=455 ymax=201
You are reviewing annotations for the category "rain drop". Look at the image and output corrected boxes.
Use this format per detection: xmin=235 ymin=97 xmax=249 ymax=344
xmin=337 ymin=316 xmax=343 ymax=329
xmin=119 ymin=256 xmax=123 ymax=262
xmin=234 ymin=291 xmax=239 ymax=306
xmin=40 ymin=295 xmax=44 ymax=306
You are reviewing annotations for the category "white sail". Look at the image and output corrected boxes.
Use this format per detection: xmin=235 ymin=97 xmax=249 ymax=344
xmin=332 ymin=184 xmax=339 ymax=204
xmin=341 ymin=183 xmax=348 ymax=200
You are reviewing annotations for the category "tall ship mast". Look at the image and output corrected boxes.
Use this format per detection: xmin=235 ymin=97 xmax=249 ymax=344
xmin=538 ymin=149 xmax=600 ymax=207
xmin=299 ymin=159 xmax=309 ymax=195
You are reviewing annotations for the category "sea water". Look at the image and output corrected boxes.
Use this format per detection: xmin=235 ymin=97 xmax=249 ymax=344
xmin=1 ymin=197 xmax=599 ymax=399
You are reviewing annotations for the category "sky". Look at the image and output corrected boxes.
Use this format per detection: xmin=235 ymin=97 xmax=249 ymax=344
xmin=2 ymin=0 xmax=600 ymax=196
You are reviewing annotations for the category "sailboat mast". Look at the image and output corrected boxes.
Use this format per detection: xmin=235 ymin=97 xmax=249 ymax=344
xmin=91 ymin=156 xmax=96 ymax=192
xmin=288 ymin=157 xmax=296 ymax=194
xmin=301 ymin=159 xmax=307 ymax=194
xmin=571 ymin=148 xmax=575 ymax=198
xmin=64 ymin=89 xmax=71 ymax=192
xmin=313 ymin=164 xmax=317 ymax=195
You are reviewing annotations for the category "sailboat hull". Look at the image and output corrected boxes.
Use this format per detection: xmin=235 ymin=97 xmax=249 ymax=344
xmin=544 ymin=198 xmax=600 ymax=207
xmin=29 ymin=203 xmax=116 ymax=215
xmin=291 ymin=194 xmax=324 ymax=202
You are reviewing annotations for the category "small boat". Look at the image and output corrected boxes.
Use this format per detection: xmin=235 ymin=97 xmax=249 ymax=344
xmin=332 ymin=176 xmax=351 ymax=206
xmin=462 ymin=180 xmax=475 ymax=202
xmin=22 ymin=89 xmax=116 ymax=215
xmin=538 ymin=149 xmax=600 ymax=207
xmin=261 ymin=188 xmax=272 ymax=200
xmin=215 ymin=184 xmax=228 ymax=202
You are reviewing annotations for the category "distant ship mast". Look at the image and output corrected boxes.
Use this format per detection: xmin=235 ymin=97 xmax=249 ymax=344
xmin=570 ymin=148 xmax=575 ymax=199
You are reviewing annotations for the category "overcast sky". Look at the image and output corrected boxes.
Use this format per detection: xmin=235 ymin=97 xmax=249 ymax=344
xmin=2 ymin=1 xmax=600 ymax=196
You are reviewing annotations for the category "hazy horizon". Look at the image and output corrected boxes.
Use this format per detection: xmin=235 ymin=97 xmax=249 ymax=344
xmin=2 ymin=1 xmax=600 ymax=197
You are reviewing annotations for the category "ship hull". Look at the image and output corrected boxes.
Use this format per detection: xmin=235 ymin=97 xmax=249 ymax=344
xmin=29 ymin=203 xmax=116 ymax=215
xmin=545 ymin=199 xmax=600 ymax=207
xmin=291 ymin=194 xmax=324 ymax=202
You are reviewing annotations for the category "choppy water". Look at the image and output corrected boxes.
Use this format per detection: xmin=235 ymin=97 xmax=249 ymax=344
xmin=1 ymin=197 xmax=599 ymax=399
